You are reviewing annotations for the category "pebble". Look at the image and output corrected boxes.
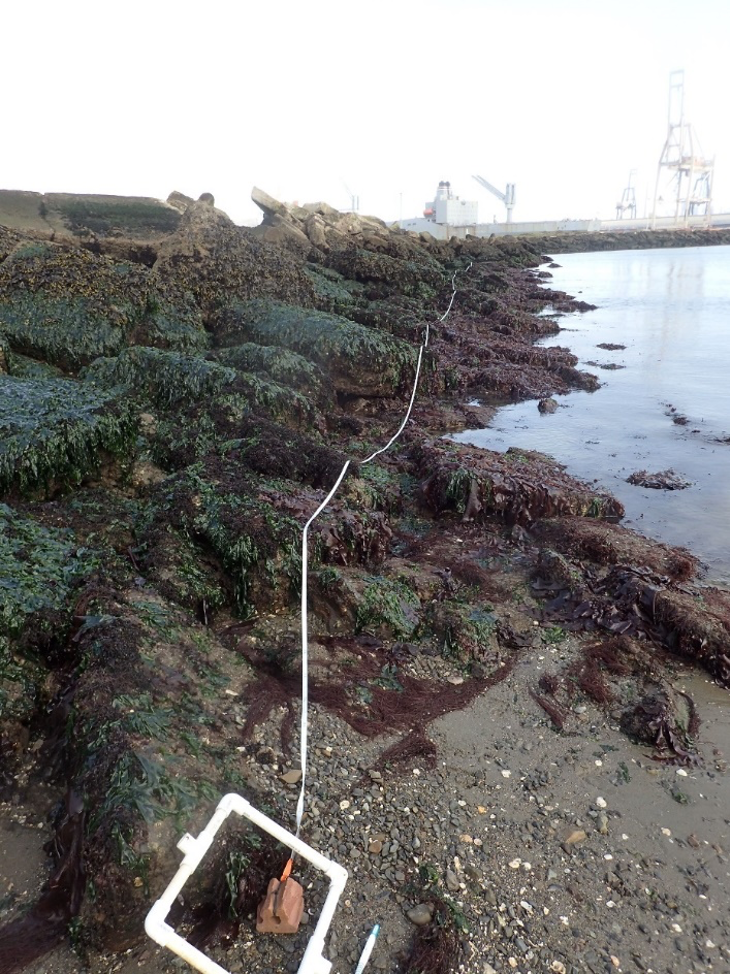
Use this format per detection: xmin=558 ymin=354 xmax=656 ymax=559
xmin=445 ymin=868 xmax=460 ymax=891
xmin=406 ymin=903 xmax=434 ymax=926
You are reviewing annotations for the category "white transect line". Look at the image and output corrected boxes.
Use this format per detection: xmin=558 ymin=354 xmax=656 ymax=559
xmin=360 ymin=346 xmax=424 ymax=466
xmin=293 ymin=261 xmax=472 ymax=842
xmin=295 ymin=458 xmax=351 ymax=839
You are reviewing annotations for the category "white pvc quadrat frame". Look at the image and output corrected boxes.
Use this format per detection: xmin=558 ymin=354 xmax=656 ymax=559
xmin=145 ymin=793 xmax=348 ymax=974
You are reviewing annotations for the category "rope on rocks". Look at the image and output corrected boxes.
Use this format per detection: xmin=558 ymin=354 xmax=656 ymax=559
xmin=293 ymin=260 xmax=472 ymax=841
xmin=295 ymin=458 xmax=351 ymax=838
xmin=360 ymin=263 xmax=470 ymax=466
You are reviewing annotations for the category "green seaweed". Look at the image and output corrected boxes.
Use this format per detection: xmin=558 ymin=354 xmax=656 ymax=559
xmin=142 ymin=466 xmax=303 ymax=617
xmin=303 ymin=263 xmax=364 ymax=312
xmin=83 ymin=347 xmax=237 ymax=408
xmin=0 ymin=375 xmax=137 ymax=496
xmin=0 ymin=505 xmax=99 ymax=720
xmin=355 ymin=575 xmax=420 ymax=639
xmin=214 ymin=299 xmax=418 ymax=396
xmin=212 ymin=342 xmax=325 ymax=396
xmin=0 ymin=246 xmax=207 ymax=370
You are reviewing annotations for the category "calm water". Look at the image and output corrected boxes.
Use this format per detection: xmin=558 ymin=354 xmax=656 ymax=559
xmin=453 ymin=245 xmax=730 ymax=585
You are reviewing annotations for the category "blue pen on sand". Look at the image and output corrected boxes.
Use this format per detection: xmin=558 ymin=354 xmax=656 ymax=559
xmin=354 ymin=923 xmax=380 ymax=974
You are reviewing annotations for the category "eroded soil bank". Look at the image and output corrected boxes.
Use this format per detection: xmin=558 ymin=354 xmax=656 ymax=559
xmin=1 ymin=198 xmax=728 ymax=974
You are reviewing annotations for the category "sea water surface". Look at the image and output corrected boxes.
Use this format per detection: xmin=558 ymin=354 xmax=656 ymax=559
xmin=452 ymin=244 xmax=730 ymax=584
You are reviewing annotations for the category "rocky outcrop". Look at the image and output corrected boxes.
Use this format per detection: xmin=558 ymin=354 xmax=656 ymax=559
xmin=165 ymin=190 xmax=196 ymax=213
xmin=210 ymin=299 xmax=418 ymax=398
xmin=153 ymin=200 xmax=317 ymax=318
xmin=0 ymin=241 xmax=207 ymax=370
xmin=3 ymin=186 xmax=730 ymax=974
xmin=250 ymin=185 xmax=392 ymax=254
xmin=414 ymin=440 xmax=624 ymax=525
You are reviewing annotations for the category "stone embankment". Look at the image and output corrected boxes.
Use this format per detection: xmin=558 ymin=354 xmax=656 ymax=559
xmin=520 ymin=226 xmax=730 ymax=254
xmin=0 ymin=190 xmax=728 ymax=974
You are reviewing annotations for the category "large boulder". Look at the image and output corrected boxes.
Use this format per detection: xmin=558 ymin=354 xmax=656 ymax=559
xmin=154 ymin=213 xmax=316 ymax=318
xmin=0 ymin=374 xmax=138 ymax=498
xmin=0 ymin=241 xmax=207 ymax=370
xmin=251 ymin=185 xmax=291 ymax=220
xmin=414 ymin=440 xmax=624 ymax=525
xmin=211 ymin=299 xmax=419 ymax=398
xmin=250 ymin=188 xmax=393 ymax=255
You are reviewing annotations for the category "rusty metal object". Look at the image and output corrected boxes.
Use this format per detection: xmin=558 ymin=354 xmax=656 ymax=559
xmin=256 ymin=876 xmax=304 ymax=934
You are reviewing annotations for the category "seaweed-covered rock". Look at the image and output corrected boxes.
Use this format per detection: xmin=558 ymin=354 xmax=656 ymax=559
xmin=312 ymin=568 xmax=420 ymax=639
xmin=218 ymin=418 xmax=348 ymax=487
xmin=425 ymin=601 xmax=500 ymax=665
xmin=211 ymin=299 xmax=418 ymax=398
xmin=0 ymin=242 xmax=207 ymax=370
xmin=0 ymin=505 xmax=98 ymax=723
xmin=211 ymin=342 xmax=326 ymax=399
xmin=534 ymin=547 xmax=582 ymax=591
xmin=650 ymin=586 xmax=730 ymax=686
xmin=154 ymin=206 xmax=316 ymax=318
xmin=626 ymin=468 xmax=692 ymax=490
xmin=54 ymin=585 xmax=264 ymax=949
xmin=302 ymin=262 xmax=365 ymax=315
xmin=415 ymin=440 xmax=624 ymax=525
xmin=0 ymin=375 xmax=137 ymax=497
xmin=327 ymin=248 xmax=445 ymax=294
xmin=83 ymin=347 xmax=237 ymax=409
xmin=533 ymin=517 xmax=698 ymax=582
xmin=148 ymin=377 xmax=321 ymax=470
xmin=140 ymin=453 xmax=391 ymax=618
xmin=620 ymin=686 xmax=698 ymax=759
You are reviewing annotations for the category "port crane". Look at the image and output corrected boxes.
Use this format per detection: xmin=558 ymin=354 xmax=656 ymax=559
xmin=472 ymin=174 xmax=516 ymax=224
xmin=616 ymin=170 xmax=637 ymax=219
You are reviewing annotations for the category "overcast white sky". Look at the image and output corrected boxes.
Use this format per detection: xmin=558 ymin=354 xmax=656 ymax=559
xmin=3 ymin=0 xmax=728 ymax=226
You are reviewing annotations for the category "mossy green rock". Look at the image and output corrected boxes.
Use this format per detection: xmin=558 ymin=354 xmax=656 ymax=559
xmin=303 ymin=262 xmax=364 ymax=313
xmin=213 ymin=299 xmax=418 ymax=397
xmin=0 ymin=244 xmax=207 ymax=370
xmin=211 ymin=342 xmax=326 ymax=398
xmin=327 ymin=248 xmax=445 ymax=292
xmin=0 ymin=505 xmax=98 ymax=721
xmin=0 ymin=375 xmax=137 ymax=496
xmin=84 ymin=347 xmax=237 ymax=409
xmin=141 ymin=449 xmax=391 ymax=618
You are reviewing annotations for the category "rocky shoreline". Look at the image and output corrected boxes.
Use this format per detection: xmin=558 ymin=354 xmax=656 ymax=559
xmin=0 ymin=193 xmax=728 ymax=974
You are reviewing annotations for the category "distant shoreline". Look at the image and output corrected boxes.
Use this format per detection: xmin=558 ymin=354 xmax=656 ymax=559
xmin=511 ymin=225 xmax=730 ymax=254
